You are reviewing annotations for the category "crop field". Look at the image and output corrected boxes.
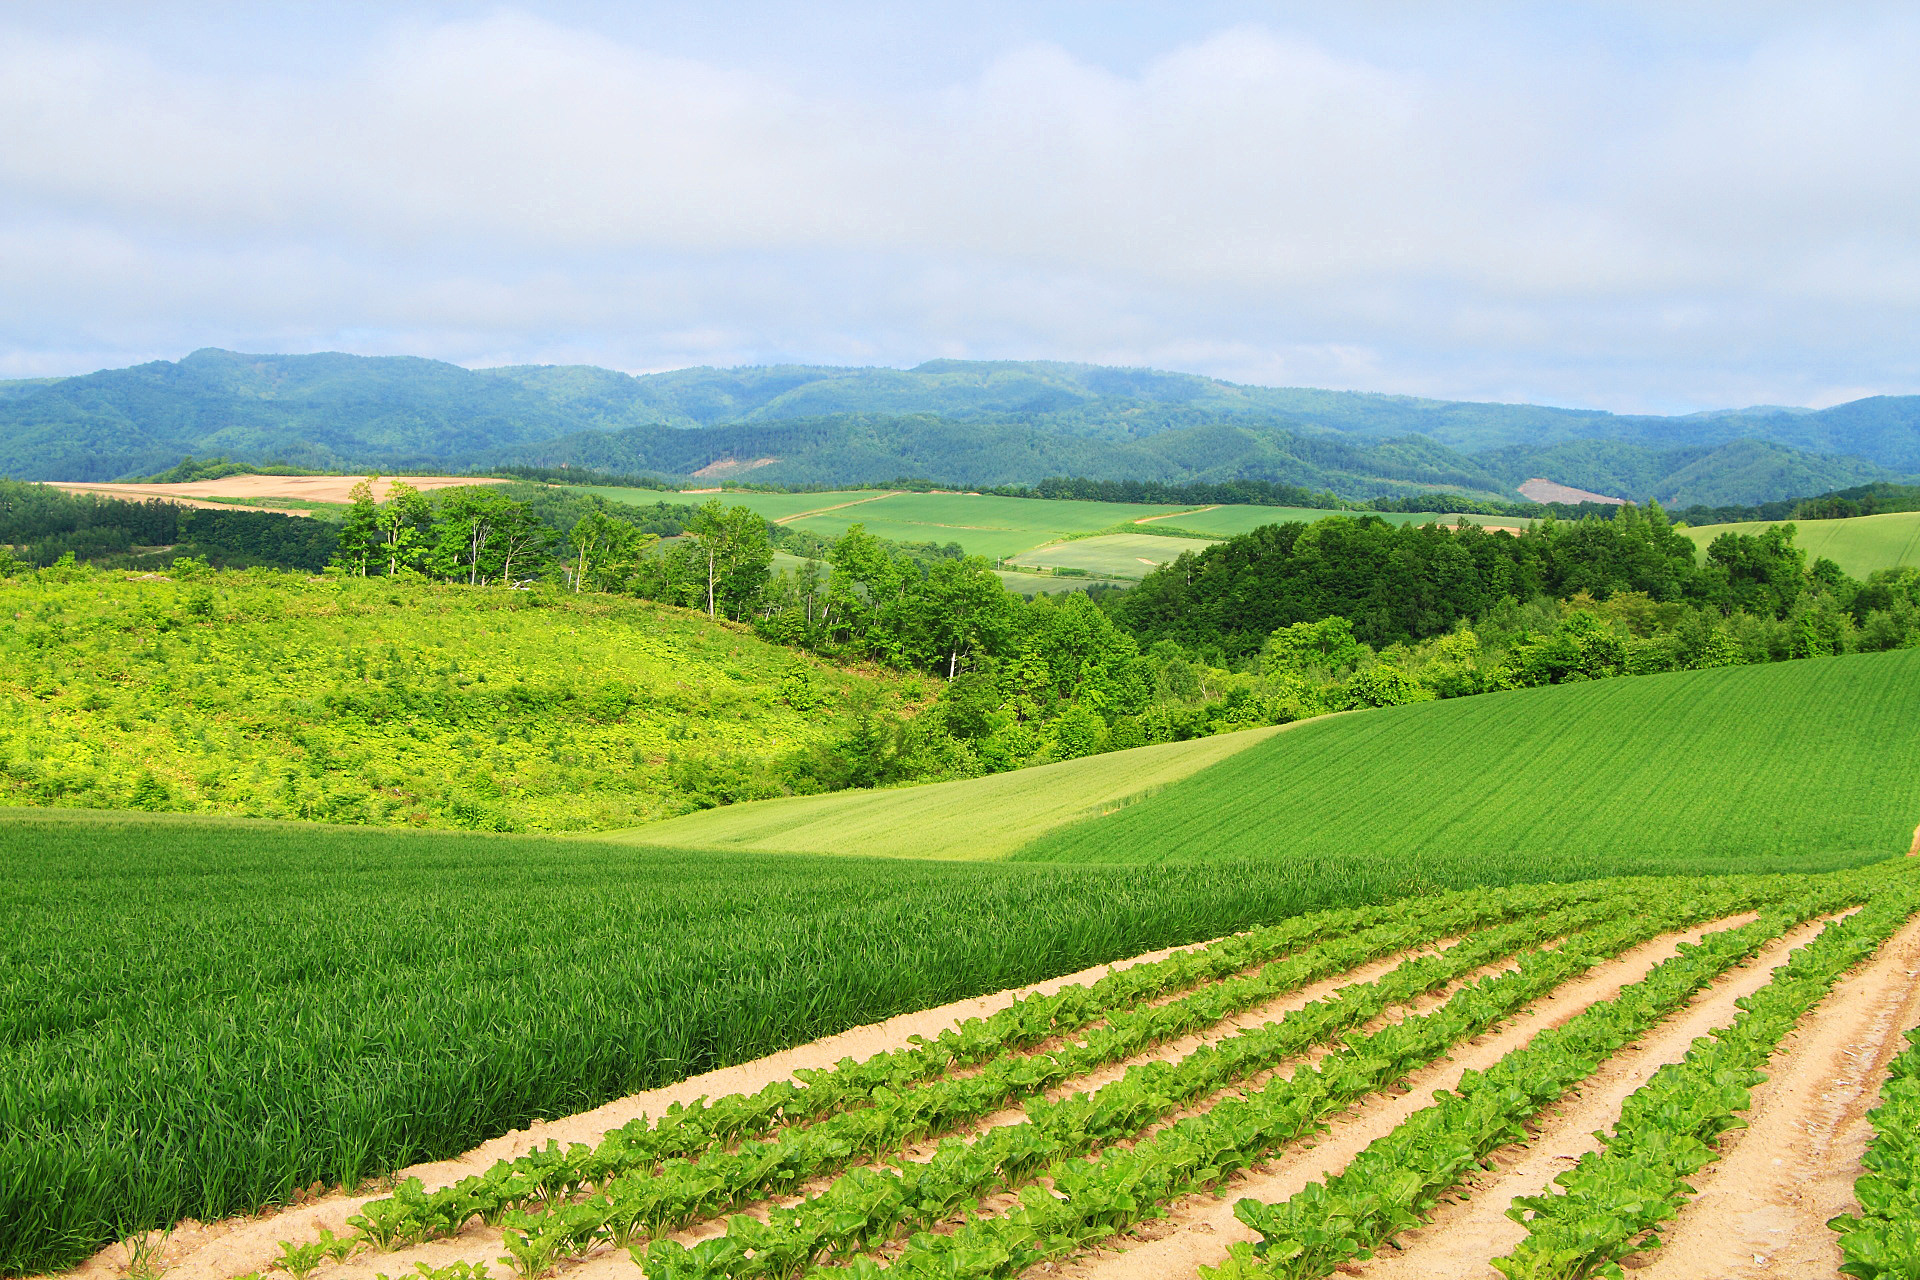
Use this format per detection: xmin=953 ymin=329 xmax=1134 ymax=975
xmin=1019 ymin=648 xmax=1920 ymax=867
xmin=599 ymin=725 xmax=1284 ymax=859
xmin=64 ymin=857 xmax=1920 ymax=1280
xmin=1003 ymin=531 xmax=1216 ymax=577
xmin=1680 ymin=508 xmax=1920 ymax=577
xmin=4 ymin=812 xmax=1825 ymax=1278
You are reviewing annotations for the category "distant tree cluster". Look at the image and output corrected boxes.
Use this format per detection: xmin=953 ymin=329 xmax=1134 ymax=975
xmin=0 ymin=480 xmax=336 ymax=570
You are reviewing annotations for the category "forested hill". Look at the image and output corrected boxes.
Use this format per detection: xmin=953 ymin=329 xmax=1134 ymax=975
xmin=3 ymin=348 xmax=1916 ymax=503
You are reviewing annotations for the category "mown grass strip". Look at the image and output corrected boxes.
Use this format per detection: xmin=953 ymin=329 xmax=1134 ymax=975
xmin=1207 ymin=875 xmax=1894 ymax=1280
xmin=1494 ymin=884 xmax=1920 ymax=1278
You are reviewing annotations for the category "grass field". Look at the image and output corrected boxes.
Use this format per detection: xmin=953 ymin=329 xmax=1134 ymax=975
xmin=579 ymin=487 xmax=1508 ymax=564
xmin=0 ymin=570 xmax=908 ymax=832
xmin=0 ymin=810 xmax=1773 ymax=1275
xmin=1018 ymin=647 xmax=1920 ymax=866
xmin=596 ymin=725 xmax=1284 ymax=859
xmin=1005 ymin=531 xmax=1216 ymax=577
xmin=1680 ymin=509 xmax=1920 ymax=577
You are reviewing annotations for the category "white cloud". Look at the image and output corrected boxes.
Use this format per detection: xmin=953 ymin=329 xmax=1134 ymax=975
xmin=0 ymin=6 xmax=1917 ymax=410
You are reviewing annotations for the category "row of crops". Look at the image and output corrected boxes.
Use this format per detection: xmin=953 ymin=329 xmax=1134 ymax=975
xmin=189 ymin=860 xmax=1920 ymax=1280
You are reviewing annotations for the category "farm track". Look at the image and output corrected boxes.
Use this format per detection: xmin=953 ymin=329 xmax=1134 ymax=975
xmin=1318 ymin=912 xmax=1841 ymax=1280
xmin=1633 ymin=911 xmax=1920 ymax=1279
xmin=1045 ymin=913 xmax=1760 ymax=1280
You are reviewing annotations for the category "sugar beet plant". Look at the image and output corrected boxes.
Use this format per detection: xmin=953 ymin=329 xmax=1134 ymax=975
xmin=1208 ymin=871 xmax=1913 ymax=1280
xmin=1491 ymin=883 xmax=1920 ymax=1279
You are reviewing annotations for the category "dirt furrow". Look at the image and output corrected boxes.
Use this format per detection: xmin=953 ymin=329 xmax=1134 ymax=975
xmin=1333 ymin=914 xmax=1838 ymax=1280
xmin=1634 ymin=912 xmax=1920 ymax=1279
xmin=1045 ymin=913 xmax=1760 ymax=1280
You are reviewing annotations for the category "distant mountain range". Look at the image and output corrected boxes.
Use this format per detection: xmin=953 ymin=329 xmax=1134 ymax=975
xmin=2 ymin=348 xmax=1916 ymax=506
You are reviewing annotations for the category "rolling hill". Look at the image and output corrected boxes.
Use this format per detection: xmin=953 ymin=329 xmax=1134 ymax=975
xmin=1016 ymin=648 xmax=1920 ymax=868
xmin=597 ymin=649 xmax=1920 ymax=871
xmin=1679 ymin=508 xmax=1920 ymax=578
xmin=6 ymin=349 xmax=1919 ymax=504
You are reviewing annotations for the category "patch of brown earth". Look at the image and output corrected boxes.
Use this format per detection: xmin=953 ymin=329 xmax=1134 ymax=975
xmin=1046 ymin=913 xmax=1760 ymax=1280
xmin=1633 ymin=912 xmax=1920 ymax=1279
xmin=1517 ymin=477 xmax=1630 ymax=505
xmin=688 ymin=457 xmax=778 ymax=479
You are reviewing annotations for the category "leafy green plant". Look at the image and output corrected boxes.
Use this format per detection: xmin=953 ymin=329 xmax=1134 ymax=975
xmin=123 ymin=1229 xmax=170 ymax=1280
xmin=1830 ymin=1027 xmax=1920 ymax=1279
xmin=1494 ymin=884 xmax=1920 ymax=1278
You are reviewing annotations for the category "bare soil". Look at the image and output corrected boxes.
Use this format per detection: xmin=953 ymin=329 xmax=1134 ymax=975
xmin=1047 ymin=914 xmax=1761 ymax=1280
xmin=1633 ymin=912 xmax=1920 ymax=1278
xmin=1330 ymin=915 xmax=1837 ymax=1279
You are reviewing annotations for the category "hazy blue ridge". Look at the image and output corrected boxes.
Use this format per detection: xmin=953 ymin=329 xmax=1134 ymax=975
xmin=3 ymin=349 xmax=1917 ymax=503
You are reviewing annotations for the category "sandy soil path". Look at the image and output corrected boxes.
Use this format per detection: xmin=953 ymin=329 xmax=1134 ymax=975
xmin=1633 ymin=912 xmax=1920 ymax=1279
xmin=767 ymin=491 xmax=903 ymax=524
xmin=1330 ymin=914 xmax=1839 ymax=1280
xmin=1047 ymin=913 xmax=1760 ymax=1280
xmin=1132 ymin=506 xmax=1219 ymax=525
xmin=47 ymin=933 xmax=1222 ymax=1280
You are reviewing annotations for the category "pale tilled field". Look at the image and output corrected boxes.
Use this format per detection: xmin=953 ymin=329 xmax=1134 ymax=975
xmin=64 ymin=861 xmax=1920 ymax=1280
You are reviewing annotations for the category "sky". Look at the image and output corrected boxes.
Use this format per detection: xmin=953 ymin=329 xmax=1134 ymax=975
xmin=2 ymin=1 xmax=1918 ymax=412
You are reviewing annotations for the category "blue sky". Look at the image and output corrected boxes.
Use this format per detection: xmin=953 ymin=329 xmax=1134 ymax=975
xmin=3 ymin=2 xmax=1917 ymax=412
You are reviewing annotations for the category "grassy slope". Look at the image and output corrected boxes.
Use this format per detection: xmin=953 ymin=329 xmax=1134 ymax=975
xmin=0 ymin=570 xmax=913 ymax=832
xmin=1679 ymin=509 xmax=1920 ymax=577
xmin=1016 ymin=648 xmax=1920 ymax=868
xmin=596 ymin=725 xmax=1284 ymax=858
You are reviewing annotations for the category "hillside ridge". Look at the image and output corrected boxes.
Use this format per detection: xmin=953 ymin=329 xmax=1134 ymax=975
xmin=3 ymin=348 xmax=1916 ymax=503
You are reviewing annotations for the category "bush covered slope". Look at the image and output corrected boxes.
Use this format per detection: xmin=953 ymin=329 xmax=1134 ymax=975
xmin=0 ymin=567 xmax=918 ymax=831
xmin=1014 ymin=648 xmax=1920 ymax=866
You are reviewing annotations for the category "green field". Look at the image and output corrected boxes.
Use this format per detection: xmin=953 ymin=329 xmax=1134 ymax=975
xmin=1006 ymin=531 xmax=1218 ymax=577
xmin=768 ymin=550 xmax=1121 ymax=596
xmin=573 ymin=486 xmax=1522 ymax=565
xmin=1018 ymin=648 xmax=1920 ymax=866
xmin=4 ymin=809 xmax=1712 ymax=1274
xmin=0 ymin=570 xmax=911 ymax=832
xmin=598 ymin=725 xmax=1283 ymax=859
xmin=1680 ymin=509 xmax=1920 ymax=577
